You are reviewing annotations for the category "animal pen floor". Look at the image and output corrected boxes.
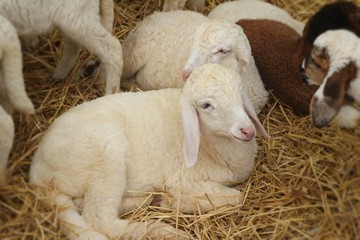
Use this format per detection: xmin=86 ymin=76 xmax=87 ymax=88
xmin=0 ymin=0 xmax=359 ymax=239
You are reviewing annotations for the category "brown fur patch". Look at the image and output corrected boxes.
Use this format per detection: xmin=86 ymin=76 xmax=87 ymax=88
xmin=237 ymin=19 xmax=318 ymax=116
xmin=304 ymin=46 xmax=330 ymax=85
xmin=310 ymin=61 xmax=358 ymax=128
xmin=323 ymin=61 xmax=357 ymax=109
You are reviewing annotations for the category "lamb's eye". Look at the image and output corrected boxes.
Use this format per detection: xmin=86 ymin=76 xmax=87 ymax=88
xmin=201 ymin=103 xmax=211 ymax=109
xmin=198 ymin=99 xmax=215 ymax=112
xmin=311 ymin=58 xmax=321 ymax=68
xmin=217 ymin=49 xmax=229 ymax=54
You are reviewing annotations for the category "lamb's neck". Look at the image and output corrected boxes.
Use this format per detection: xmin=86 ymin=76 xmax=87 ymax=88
xmin=199 ymin=134 xmax=257 ymax=170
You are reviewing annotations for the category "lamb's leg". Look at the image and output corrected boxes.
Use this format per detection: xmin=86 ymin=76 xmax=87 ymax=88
xmin=73 ymin=194 xmax=155 ymax=216
xmin=100 ymin=0 xmax=114 ymax=33
xmin=54 ymin=193 xmax=108 ymax=240
xmin=106 ymin=193 xmax=175 ymax=218
xmin=0 ymin=106 xmax=14 ymax=185
xmin=119 ymin=194 xmax=155 ymax=215
xmin=80 ymin=129 xmax=187 ymax=239
xmin=162 ymin=180 xmax=243 ymax=213
xmin=1 ymin=30 xmax=35 ymax=114
xmin=52 ymin=35 xmax=81 ymax=81
xmin=85 ymin=0 xmax=115 ymax=84
xmin=82 ymin=175 xmax=187 ymax=239
xmin=81 ymin=157 xmax=129 ymax=238
xmin=82 ymin=0 xmax=114 ymax=85
xmin=59 ymin=19 xmax=122 ymax=94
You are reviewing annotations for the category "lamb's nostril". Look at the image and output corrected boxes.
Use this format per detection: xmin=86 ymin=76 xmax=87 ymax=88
xmin=240 ymin=128 xmax=254 ymax=139
xmin=182 ymin=70 xmax=191 ymax=81
xmin=301 ymin=72 xmax=309 ymax=83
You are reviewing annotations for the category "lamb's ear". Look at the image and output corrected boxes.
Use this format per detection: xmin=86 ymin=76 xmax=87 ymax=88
xmin=241 ymin=90 xmax=270 ymax=138
xmin=181 ymin=99 xmax=200 ymax=168
xmin=236 ymin=39 xmax=251 ymax=68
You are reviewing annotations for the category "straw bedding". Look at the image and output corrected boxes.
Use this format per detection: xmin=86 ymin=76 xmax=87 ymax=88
xmin=0 ymin=0 xmax=359 ymax=239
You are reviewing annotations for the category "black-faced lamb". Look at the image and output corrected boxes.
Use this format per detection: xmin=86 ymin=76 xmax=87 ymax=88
xmin=0 ymin=0 xmax=123 ymax=95
xmin=29 ymin=63 xmax=269 ymax=239
xmin=0 ymin=14 xmax=34 ymax=114
xmin=207 ymin=0 xmax=304 ymax=35
xmin=305 ymin=30 xmax=360 ymax=128
xmin=162 ymin=0 xmax=205 ymax=11
xmin=121 ymin=10 xmax=268 ymax=113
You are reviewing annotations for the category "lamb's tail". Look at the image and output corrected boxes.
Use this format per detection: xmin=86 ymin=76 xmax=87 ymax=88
xmin=100 ymin=0 xmax=115 ymax=33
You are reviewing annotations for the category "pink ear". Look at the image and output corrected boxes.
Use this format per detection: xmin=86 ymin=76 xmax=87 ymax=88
xmin=242 ymin=90 xmax=270 ymax=138
xmin=181 ymin=102 xmax=200 ymax=168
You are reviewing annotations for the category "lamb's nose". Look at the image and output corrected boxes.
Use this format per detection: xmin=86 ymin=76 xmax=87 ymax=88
xmin=240 ymin=127 xmax=254 ymax=140
xmin=182 ymin=69 xmax=191 ymax=81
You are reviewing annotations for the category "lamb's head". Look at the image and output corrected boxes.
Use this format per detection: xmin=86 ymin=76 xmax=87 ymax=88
xmin=182 ymin=19 xmax=251 ymax=80
xmin=303 ymin=30 xmax=360 ymax=128
xmin=301 ymin=30 xmax=358 ymax=86
xmin=299 ymin=1 xmax=360 ymax=59
xmin=180 ymin=63 xmax=269 ymax=167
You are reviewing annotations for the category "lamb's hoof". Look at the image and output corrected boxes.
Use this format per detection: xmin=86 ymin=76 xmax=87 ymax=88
xmin=49 ymin=72 xmax=67 ymax=83
xmin=18 ymin=101 xmax=35 ymax=115
xmin=84 ymin=59 xmax=101 ymax=77
xmin=147 ymin=223 xmax=189 ymax=239
xmin=150 ymin=194 xmax=162 ymax=207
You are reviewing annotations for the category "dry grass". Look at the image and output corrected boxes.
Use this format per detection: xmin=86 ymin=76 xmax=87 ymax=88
xmin=1 ymin=0 xmax=360 ymax=239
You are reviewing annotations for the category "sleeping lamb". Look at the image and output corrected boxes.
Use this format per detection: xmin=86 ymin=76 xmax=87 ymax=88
xmin=305 ymin=30 xmax=360 ymax=128
xmin=0 ymin=0 xmax=122 ymax=94
xmin=29 ymin=63 xmax=269 ymax=239
xmin=121 ymin=10 xmax=268 ymax=114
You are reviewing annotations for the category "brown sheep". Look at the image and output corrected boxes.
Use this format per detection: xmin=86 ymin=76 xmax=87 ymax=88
xmin=236 ymin=1 xmax=360 ymax=117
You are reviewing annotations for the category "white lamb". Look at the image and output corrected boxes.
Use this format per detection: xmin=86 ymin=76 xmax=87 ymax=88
xmin=207 ymin=0 xmax=304 ymax=35
xmin=162 ymin=0 xmax=205 ymax=11
xmin=0 ymin=105 xmax=14 ymax=185
xmin=0 ymin=14 xmax=34 ymax=114
xmin=182 ymin=19 xmax=269 ymax=114
xmin=29 ymin=63 xmax=269 ymax=239
xmin=0 ymin=0 xmax=122 ymax=95
xmin=306 ymin=30 xmax=360 ymax=128
xmin=122 ymin=10 xmax=268 ymax=113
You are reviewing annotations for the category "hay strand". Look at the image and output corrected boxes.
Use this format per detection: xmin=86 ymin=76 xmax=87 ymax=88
xmin=1 ymin=0 xmax=360 ymax=239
